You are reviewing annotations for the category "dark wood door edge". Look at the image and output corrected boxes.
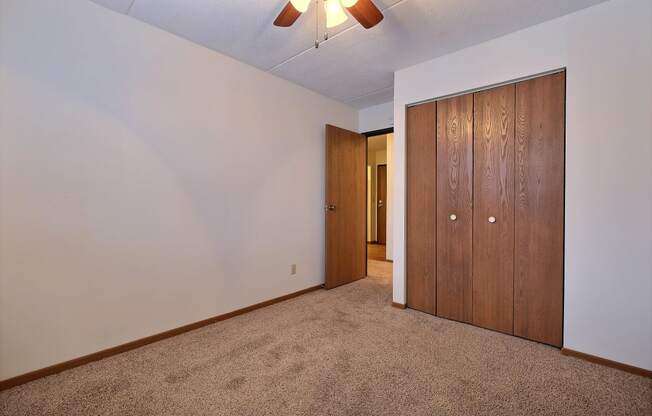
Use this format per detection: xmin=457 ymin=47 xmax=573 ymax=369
xmin=391 ymin=302 xmax=406 ymax=309
xmin=0 ymin=285 xmax=322 ymax=391
xmin=561 ymin=348 xmax=651 ymax=378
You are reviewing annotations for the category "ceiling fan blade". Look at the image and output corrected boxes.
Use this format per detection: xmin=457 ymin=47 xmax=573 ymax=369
xmin=274 ymin=2 xmax=302 ymax=27
xmin=345 ymin=0 xmax=384 ymax=29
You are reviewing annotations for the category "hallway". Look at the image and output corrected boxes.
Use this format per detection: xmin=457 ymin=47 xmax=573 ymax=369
xmin=367 ymin=257 xmax=391 ymax=285
xmin=367 ymin=244 xmax=388 ymax=262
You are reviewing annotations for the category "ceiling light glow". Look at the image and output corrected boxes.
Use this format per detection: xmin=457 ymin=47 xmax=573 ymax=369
xmin=325 ymin=0 xmax=348 ymax=28
xmin=290 ymin=0 xmax=311 ymax=13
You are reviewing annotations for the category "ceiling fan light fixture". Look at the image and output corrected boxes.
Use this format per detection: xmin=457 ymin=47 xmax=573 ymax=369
xmin=274 ymin=0 xmax=383 ymax=31
xmin=340 ymin=0 xmax=359 ymax=7
xmin=325 ymin=0 xmax=348 ymax=28
xmin=290 ymin=0 xmax=311 ymax=13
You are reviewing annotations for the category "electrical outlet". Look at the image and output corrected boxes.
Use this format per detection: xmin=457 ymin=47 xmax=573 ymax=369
xmin=291 ymin=264 xmax=297 ymax=275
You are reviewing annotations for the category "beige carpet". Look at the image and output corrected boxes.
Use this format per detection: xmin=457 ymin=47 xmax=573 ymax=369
xmin=1 ymin=261 xmax=650 ymax=415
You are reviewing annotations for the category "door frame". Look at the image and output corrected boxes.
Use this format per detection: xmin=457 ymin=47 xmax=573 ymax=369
xmin=363 ymin=127 xmax=394 ymax=266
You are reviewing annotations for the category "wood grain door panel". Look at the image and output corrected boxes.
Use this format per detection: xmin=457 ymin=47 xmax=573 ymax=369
xmin=405 ymin=72 xmax=564 ymax=345
xmin=377 ymin=165 xmax=387 ymax=245
xmin=472 ymin=84 xmax=515 ymax=334
xmin=325 ymin=124 xmax=367 ymax=289
xmin=514 ymin=72 xmax=565 ymax=346
xmin=406 ymin=102 xmax=437 ymax=314
xmin=436 ymin=94 xmax=474 ymax=323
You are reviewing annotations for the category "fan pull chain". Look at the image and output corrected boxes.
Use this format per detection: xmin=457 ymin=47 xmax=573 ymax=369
xmin=315 ymin=0 xmax=320 ymax=48
xmin=324 ymin=0 xmax=329 ymax=41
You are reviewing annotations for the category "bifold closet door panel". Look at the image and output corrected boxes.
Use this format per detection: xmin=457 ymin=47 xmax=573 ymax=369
xmin=436 ymin=94 xmax=473 ymax=323
xmin=473 ymin=84 xmax=515 ymax=334
xmin=514 ymin=72 xmax=565 ymax=347
xmin=406 ymin=102 xmax=437 ymax=314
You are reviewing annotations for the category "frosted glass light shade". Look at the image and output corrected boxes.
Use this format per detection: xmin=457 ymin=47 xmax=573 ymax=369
xmin=325 ymin=0 xmax=348 ymax=28
xmin=340 ymin=0 xmax=359 ymax=7
xmin=290 ymin=0 xmax=311 ymax=13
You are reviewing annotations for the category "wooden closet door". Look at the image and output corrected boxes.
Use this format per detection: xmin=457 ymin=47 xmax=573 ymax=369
xmin=436 ymin=94 xmax=473 ymax=323
xmin=473 ymin=85 xmax=515 ymax=334
xmin=406 ymin=102 xmax=436 ymax=314
xmin=514 ymin=72 xmax=565 ymax=346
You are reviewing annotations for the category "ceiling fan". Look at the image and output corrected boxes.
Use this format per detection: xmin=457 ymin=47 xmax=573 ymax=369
xmin=274 ymin=0 xmax=384 ymax=32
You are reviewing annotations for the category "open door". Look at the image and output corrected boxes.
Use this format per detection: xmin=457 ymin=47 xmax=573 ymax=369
xmin=377 ymin=164 xmax=387 ymax=244
xmin=325 ymin=124 xmax=366 ymax=289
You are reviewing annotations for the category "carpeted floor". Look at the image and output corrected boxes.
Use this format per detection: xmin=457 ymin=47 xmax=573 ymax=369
xmin=1 ymin=260 xmax=650 ymax=415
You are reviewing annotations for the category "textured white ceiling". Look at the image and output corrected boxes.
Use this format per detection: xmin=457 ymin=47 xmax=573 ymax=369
xmin=90 ymin=0 xmax=607 ymax=108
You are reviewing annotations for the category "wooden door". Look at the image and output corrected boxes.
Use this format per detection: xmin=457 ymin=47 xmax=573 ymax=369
xmin=514 ymin=72 xmax=565 ymax=346
xmin=406 ymin=102 xmax=437 ymax=314
xmin=377 ymin=164 xmax=387 ymax=245
xmin=325 ymin=124 xmax=367 ymax=289
xmin=436 ymin=94 xmax=474 ymax=323
xmin=473 ymin=85 xmax=515 ymax=334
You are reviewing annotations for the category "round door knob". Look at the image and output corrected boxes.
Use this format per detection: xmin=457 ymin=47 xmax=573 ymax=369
xmin=449 ymin=214 xmax=457 ymax=221
xmin=488 ymin=216 xmax=496 ymax=223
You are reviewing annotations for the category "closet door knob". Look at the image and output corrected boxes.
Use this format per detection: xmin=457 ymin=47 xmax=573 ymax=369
xmin=488 ymin=216 xmax=496 ymax=223
xmin=449 ymin=214 xmax=457 ymax=221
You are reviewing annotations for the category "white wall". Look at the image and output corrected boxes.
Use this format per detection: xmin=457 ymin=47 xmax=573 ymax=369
xmin=0 ymin=0 xmax=357 ymax=380
xmin=393 ymin=0 xmax=652 ymax=370
xmin=359 ymin=101 xmax=393 ymax=133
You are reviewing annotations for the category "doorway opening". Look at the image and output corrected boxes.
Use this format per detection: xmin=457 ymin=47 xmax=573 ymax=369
xmin=365 ymin=128 xmax=393 ymax=286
